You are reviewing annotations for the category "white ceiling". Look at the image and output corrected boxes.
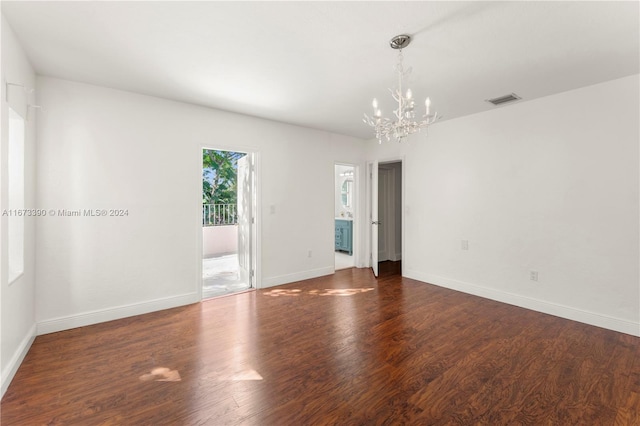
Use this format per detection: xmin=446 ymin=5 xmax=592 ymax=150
xmin=3 ymin=1 xmax=638 ymax=140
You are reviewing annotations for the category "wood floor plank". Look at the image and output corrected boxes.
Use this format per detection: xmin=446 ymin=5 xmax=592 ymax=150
xmin=2 ymin=266 xmax=639 ymax=425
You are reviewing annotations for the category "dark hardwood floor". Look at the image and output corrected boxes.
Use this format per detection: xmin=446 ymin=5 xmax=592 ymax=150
xmin=378 ymin=260 xmax=401 ymax=278
xmin=2 ymin=268 xmax=639 ymax=425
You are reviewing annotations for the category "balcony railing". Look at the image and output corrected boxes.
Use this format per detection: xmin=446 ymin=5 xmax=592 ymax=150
xmin=203 ymin=204 xmax=237 ymax=226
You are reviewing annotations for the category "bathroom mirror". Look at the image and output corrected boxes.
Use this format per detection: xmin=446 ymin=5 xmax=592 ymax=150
xmin=341 ymin=179 xmax=353 ymax=208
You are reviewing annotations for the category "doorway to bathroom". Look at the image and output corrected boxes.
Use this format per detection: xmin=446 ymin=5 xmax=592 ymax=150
xmin=335 ymin=164 xmax=356 ymax=270
xmin=201 ymin=148 xmax=256 ymax=298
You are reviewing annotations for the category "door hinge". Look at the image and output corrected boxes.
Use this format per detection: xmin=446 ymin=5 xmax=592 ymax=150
xmin=251 ymin=217 xmax=255 ymax=224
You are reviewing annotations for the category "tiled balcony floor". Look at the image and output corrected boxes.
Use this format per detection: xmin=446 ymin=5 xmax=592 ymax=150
xmin=202 ymin=254 xmax=250 ymax=298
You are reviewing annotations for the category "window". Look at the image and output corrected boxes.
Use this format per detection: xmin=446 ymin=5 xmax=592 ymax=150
xmin=8 ymin=107 xmax=25 ymax=284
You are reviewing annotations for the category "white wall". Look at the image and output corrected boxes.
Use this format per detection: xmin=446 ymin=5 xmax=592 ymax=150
xmin=335 ymin=164 xmax=354 ymax=218
xmin=1 ymin=15 xmax=37 ymax=396
xmin=203 ymin=225 xmax=237 ymax=258
xmin=35 ymin=76 xmax=367 ymax=334
xmin=367 ymin=74 xmax=640 ymax=336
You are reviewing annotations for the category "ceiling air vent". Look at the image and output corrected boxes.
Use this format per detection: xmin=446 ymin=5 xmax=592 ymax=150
xmin=485 ymin=93 xmax=521 ymax=106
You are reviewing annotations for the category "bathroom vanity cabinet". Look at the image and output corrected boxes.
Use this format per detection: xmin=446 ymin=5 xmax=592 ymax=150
xmin=335 ymin=219 xmax=353 ymax=255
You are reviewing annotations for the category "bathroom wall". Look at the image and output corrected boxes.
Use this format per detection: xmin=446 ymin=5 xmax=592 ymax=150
xmin=335 ymin=165 xmax=354 ymax=218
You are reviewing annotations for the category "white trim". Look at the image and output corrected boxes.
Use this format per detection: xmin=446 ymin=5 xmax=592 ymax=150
xmin=405 ymin=269 xmax=640 ymax=337
xmin=262 ymin=266 xmax=334 ymax=288
xmin=365 ymin=161 xmax=373 ymax=269
xmin=1 ymin=323 xmax=36 ymax=398
xmin=253 ymin=151 xmax=262 ymax=289
xmin=36 ymin=292 xmax=199 ymax=336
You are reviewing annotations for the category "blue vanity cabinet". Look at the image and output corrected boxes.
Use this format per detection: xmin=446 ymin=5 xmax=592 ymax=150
xmin=335 ymin=219 xmax=353 ymax=255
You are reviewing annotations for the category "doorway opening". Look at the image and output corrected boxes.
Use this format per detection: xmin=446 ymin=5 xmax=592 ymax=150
xmin=369 ymin=160 xmax=402 ymax=278
xmin=335 ymin=164 xmax=356 ymax=270
xmin=202 ymin=149 xmax=256 ymax=298
xmin=378 ymin=161 xmax=402 ymax=276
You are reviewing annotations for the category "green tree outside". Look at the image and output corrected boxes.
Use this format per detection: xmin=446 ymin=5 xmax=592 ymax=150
xmin=202 ymin=150 xmax=247 ymax=226
xmin=202 ymin=149 xmax=246 ymax=205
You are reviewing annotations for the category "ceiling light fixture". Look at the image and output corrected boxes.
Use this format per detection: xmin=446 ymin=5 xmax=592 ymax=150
xmin=363 ymin=35 xmax=439 ymax=144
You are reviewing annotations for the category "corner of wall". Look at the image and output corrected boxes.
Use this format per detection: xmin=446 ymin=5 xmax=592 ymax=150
xmin=1 ymin=324 xmax=36 ymax=398
xmin=1 ymin=14 xmax=38 ymax=399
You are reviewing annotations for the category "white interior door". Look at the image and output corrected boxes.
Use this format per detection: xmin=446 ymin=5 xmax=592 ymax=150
xmin=237 ymin=154 xmax=253 ymax=287
xmin=369 ymin=162 xmax=379 ymax=277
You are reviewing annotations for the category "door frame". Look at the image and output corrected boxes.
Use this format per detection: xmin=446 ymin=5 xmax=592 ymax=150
xmin=334 ymin=162 xmax=359 ymax=271
xmin=367 ymin=156 xmax=404 ymax=277
xmin=198 ymin=145 xmax=261 ymax=300
xmin=367 ymin=161 xmax=379 ymax=276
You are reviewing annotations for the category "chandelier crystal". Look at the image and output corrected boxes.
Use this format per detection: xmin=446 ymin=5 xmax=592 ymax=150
xmin=363 ymin=35 xmax=439 ymax=144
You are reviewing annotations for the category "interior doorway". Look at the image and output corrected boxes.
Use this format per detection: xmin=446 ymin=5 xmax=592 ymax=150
xmin=369 ymin=160 xmax=402 ymax=278
xmin=378 ymin=162 xmax=402 ymax=259
xmin=201 ymin=149 xmax=256 ymax=298
xmin=335 ymin=164 xmax=356 ymax=270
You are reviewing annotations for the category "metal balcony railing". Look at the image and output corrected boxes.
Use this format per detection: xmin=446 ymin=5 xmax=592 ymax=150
xmin=203 ymin=204 xmax=237 ymax=226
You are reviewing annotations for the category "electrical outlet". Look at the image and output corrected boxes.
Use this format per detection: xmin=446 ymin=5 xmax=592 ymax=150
xmin=461 ymin=240 xmax=469 ymax=250
xmin=530 ymin=271 xmax=538 ymax=281
xmin=308 ymin=250 xmax=312 ymax=258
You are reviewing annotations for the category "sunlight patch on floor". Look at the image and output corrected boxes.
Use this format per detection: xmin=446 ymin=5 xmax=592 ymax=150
xmin=310 ymin=288 xmax=374 ymax=296
xmin=219 ymin=369 xmax=263 ymax=381
xmin=264 ymin=287 xmax=374 ymax=297
xmin=202 ymin=368 xmax=264 ymax=381
xmin=139 ymin=367 xmax=181 ymax=382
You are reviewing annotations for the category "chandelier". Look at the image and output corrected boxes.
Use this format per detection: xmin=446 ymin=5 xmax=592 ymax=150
xmin=363 ymin=34 xmax=439 ymax=144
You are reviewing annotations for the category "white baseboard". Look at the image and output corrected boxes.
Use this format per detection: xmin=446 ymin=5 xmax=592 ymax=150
xmin=37 ymin=292 xmax=200 ymax=336
xmin=405 ymin=270 xmax=640 ymax=337
xmin=1 ymin=323 xmax=36 ymax=398
xmin=261 ymin=266 xmax=334 ymax=289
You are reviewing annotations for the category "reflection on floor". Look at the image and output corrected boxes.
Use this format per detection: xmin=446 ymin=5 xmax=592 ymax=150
xmin=202 ymin=254 xmax=250 ymax=299
xmin=335 ymin=251 xmax=354 ymax=270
